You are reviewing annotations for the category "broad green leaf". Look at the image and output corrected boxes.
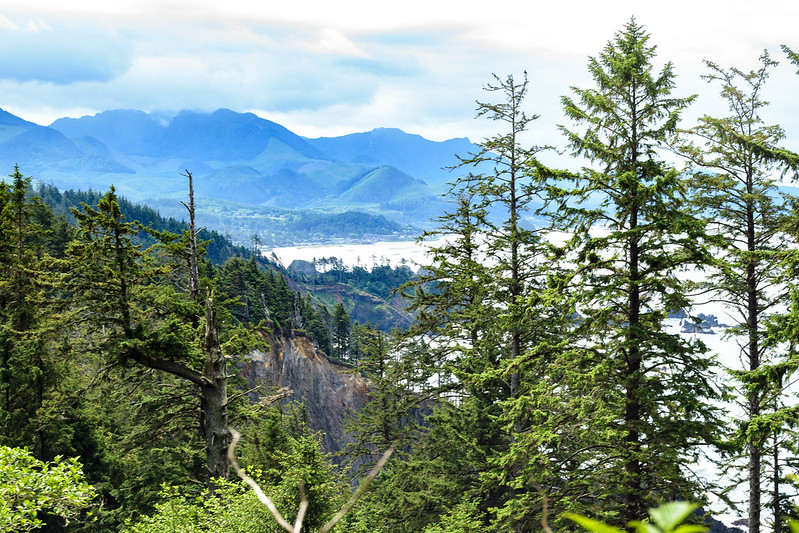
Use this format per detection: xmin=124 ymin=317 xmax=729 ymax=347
xmin=564 ymin=512 xmax=625 ymax=533
xmin=628 ymin=520 xmax=660 ymax=533
xmin=648 ymin=502 xmax=700 ymax=532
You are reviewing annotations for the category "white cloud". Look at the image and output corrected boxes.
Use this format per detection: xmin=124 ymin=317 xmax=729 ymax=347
xmin=313 ymin=27 xmax=370 ymax=57
xmin=0 ymin=14 xmax=18 ymax=30
xmin=0 ymin=0 xmax=797 ymax=146
xmin=24 ymin=17 xmax=51 ymax=32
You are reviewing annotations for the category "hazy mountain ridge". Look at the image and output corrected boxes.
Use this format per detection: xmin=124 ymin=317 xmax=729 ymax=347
xmin=0 ymin=107 xmax=493 ymax=244
xmin=8 ymin=107 xmax=479 ymax=228
xmin=305 ymin=127 xmax=473 ymax=188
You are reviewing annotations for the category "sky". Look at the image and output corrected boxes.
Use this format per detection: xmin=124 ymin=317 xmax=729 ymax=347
xmin=1 ymin=0 xmax=798 ymax=149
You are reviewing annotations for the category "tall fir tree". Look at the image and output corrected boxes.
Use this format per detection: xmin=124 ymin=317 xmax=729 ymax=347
xmin=395 ymin=73 xmax=573 ymax=532
xmin=62 ymin=187 xmax=239 ymax=489
xmin=676 ymin=52 xmax=799 ymax=533
xmin=0 ymin=166 xmax=67 ymax=459
xmin=558 ymin=18 xmax=722 ymax=522
xmin=332 ymin=302 xmax=351 ymax=361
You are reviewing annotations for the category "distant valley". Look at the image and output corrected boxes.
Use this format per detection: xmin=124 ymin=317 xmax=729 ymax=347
xmin=0 ymin=107 xmax=482 ymax=245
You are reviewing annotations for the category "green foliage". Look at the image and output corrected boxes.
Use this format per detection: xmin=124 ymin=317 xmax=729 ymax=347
xmin=212 ymin=255 xmax=338 ymax=354
xmin=36 ymin=183 xmax=250 ymax=265
xmin=554 ymin=18 xmax=721 ymax=522
xmin=0 ymin=167 xmax=53 ymax=454
xmin=387 ymin=71 xmax=575 ymax=532
xmin=236 ymin=404 xmax=347 ymax=531
xmin=782 ymin=45 xmax=799 ymax=75
xmin=331 ymin=302 xmax=351 ymax=361
xmin=123 ymin=481 xmax=274 ymax=533
xmin=421 ymin=498 xmax=488 ymax=533
xmin=676 ymin=51 xmax=799 ymax=530
xmin=565 ymin=502 xmax=707 ymax=533
xmin=344 ymin=324 xmax=420 ymax=478
xmin=0 ymin=445 xmax=95 ymax=531
xmin=293 ymin=257 xmax=416 ymax=299
xmin=4 ymin=23 xmax=799 ymax=533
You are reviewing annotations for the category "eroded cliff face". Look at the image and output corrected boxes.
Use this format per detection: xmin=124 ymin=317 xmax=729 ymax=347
xmin=239 ymin=333 xmax=371 ymax=453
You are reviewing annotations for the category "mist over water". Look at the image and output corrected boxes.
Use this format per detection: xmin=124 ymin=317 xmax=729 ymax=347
xmin=267 ymin=238 xmax=443 ymax=270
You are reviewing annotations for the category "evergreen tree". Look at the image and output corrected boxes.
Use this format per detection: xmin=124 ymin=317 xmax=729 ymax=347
xmin=299 ymin=294 xmax=332 ymax=356
xmin=332 ymin=302 xmax=351 ymax=361
xmin=62 ymin=187 xmax=239 ymax=489
xmin=236 ymin=403 xmax=348 ymax=532
xmin=557 ymin=18 xmax=721 ymax=522
xmin=395 ymin=73 xmax=571 ymax=531
xmin=345 ymin=324 xmax=416 ymax=465
xmin=0 ymin=166 xmax=64 ymax=458
xmin=215 ymin=256 xmax=266 ymax=326
xmin=782 ymin=45 xmax=799 ymax=72
xmin=675 ymin=52 xmax=799 ymax=533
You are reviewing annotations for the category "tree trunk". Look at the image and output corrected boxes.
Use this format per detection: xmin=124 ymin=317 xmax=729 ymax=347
xmin=746 ymin=194 xmax=761 ymax=533
xmin=182 ymin=170 xmax=201 ymax=302
xmin=773 ymin=432 xmax=780 ymax=533
xmin=625 ymin=216 xmax=644 ymax=523
xmin=202 ymin=293 xmax=229 ymax=483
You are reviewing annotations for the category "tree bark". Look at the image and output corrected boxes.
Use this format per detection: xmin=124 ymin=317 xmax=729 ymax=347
xmin=202 ymin=293 xmax=229 ymax=483
xmin=181 ymin=170 xmax=200 ymax=302
xmin=747 ymin=195 xmax=761 ymax=533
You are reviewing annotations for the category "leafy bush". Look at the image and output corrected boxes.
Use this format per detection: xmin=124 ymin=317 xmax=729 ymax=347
xmin=123 ymin=481 xmax=275 ymax=533
xmin=0 ymin=445 xmax=95 ymax=531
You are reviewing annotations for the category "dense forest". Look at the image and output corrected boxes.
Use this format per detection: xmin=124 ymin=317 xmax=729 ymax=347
xmin=4 ymin=19 xmax=799 ymax=533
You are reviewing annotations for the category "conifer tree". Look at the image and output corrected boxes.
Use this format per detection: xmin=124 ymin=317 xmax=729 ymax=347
xmin=332 ymin=302 xmax=351 ymax=361
xmin=782 ymin=45 xmax=799 ymax=71
xmin=675 ymin=52 xmax=799 ymax=533
xmin=402 ymin=189 xmax=492 ymax=396
xmin=344 ymin=324 xmax=417 ymax=473
xmin=397 ymin=73 xmax=570 ymax=531
xmin=63 ymin=186 xmax=237 ymax=487
xmin=0 ymin=166 xmax=62 ymax=458
xmin=558 ymin=18 xmax=721 ymax=522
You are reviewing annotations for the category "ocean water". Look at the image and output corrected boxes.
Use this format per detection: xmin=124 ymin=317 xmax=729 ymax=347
xmin=266 ymin=237 xmax=793 ymax=525
xmin=267 ymin=238 xmax=440 ymax=270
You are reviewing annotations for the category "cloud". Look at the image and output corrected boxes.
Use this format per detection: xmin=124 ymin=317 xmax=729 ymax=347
xmin=0 ymin=14 xmax=18 ymax=30
xmin=313 ymin=27 xmax=369 ymax=57
xmin=0 ymin=20 xmax=131 ymax=84
xmin=1 ymin=0 xmax=798 ymax=148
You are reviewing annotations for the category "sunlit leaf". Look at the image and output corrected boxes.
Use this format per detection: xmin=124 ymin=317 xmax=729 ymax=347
xmin=648 ymin=502 xmax=700 ymax=532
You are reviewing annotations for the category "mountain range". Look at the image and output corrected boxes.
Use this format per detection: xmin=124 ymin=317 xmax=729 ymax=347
xmin=0 ymin=107 xmax=481 ymax=242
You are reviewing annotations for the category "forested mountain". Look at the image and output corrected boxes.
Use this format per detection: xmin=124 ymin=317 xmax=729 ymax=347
xmin=305 ymin=127 xmax=474 ymax=187
xmin=4 ymin=20 xmax=799 ymax=533
xmin=0 ymin=168 xmax=409 ymax=531
xmin=0 ymin=105 xmax=485 ymax=244
xmin=35 ymin=182 xmax=250 ymax=265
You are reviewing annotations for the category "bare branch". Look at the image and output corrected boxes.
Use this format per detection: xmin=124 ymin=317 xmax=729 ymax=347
xmin=229 ymin=425 xmax=394 ymax=533
xmin=258 ymin=387 xmax=293 ymax=407
xmin=225 ymin=384 xmax=290 ymax=408
xmin=534 ymin=483 xmax=554 ymax=533
xmin=294 ymin=482 xmax=309 ymax=532
xmin=228 ymin=427 xmax=295 ymax=532
xmin=319 ymin=443 xmax=396 ymax=533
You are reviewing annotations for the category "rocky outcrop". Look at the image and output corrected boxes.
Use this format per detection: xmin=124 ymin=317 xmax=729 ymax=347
xmin=239 ymin=332 xmax=371 ymax=453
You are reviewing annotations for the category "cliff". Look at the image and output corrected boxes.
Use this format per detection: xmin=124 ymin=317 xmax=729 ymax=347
xmin=239 ymin=332 xmax=371 ymax=454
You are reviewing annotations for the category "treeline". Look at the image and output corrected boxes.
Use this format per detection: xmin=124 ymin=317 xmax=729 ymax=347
xmin=36 ymin=183 xmax=250 ymax=265
xmin=0 ymin=170 xmax=388 ymax=531
xmin=289 ymin=256 xmax=417 ymax=299
xmin=6 ymin=18 xmax=799 ymax=533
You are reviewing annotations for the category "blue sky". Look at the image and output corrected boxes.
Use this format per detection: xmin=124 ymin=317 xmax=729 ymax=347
xmin=1 ymin=0 xmax=798 ymax=152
